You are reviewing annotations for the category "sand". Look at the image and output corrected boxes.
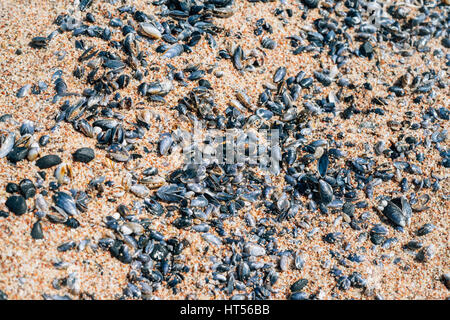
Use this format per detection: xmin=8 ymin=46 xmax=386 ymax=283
xmin=0 ymin=0 xmax=448 ymax=300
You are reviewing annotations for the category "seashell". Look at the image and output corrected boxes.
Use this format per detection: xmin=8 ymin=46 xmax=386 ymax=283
xmin=261 ymin=37 xmax=277 ymax=50
xmin=139 ymin=175 xmax=165 ymax=189
xmin=123 ymin=33 xmax=139 ymax=57
xmin=17 ymin=84 xmax=32 ymax=97
xmin=65 ymin=99 xmax=86 ymax=122
xmin=202 ymin=233 xmax=222 ymax=246
xmin=53 ymin=192 xmax=78 ymax=216
xmin=236 ymin=90 xmax=255 ymax=111
xmin=35 ymin=194 xmax=49 ymax=213
xmin=124 ymin=222 xmax=144 ymax=235
xmin=74 ymin=190 xmax=90 ymax=212
xmin=156 ymin=184 xmax=186 ymax=202
xmin=20 ymin=120 xmax=35 ymax=136
xmin=47 ymin=205 xmax=69 ymax=224
xmin=130 ymin=184 xmax=150 ymax=198
xmin=144 ymin=198 xmax=164 ymax=216
xmin=27 ymin=146 xmax=40 ymax=161
xmin=122 ymin=173 xmax=132 ymax=191
xmin=136 ymin=110 xmax=153 ymax=126
xmin=79 ymin=0 xmax=94 ymax=11
xmin=212 ymin=5 xmax=235 ymax=18
xmin=318 ymin=151 xmax=329 ymax=177
xmin=146 ymin=81 xmax=173 ymax=96
xmin=273 ymin=66 xmax=286 ymax=83
xmin=382 ymin=196 xmax=411 ymax=227
xmin=162 ymin=44 xmax=184 ymax=59
xmin=159 ymin=134 xmax=173 ymax=156
xmin=138 ymin=22 xmax=162 ymax=39
xmin=108 ymin=149 xmax=130 ymax=162
xmin=76 ymin=119 xmax=95 ymax=138
xmin=15 ymin=134 xmax=34 ymax=148
xmin=232 ymin=45 xmax=243 ymax=70
xmin=229 ymin=99 xmax=245 ymax=112
xmin=55 ymin=163 xmax=73 ymax=184
xmin=318 ymin=179 xmax=333 ymax=205
xmin=244 ymin=242 xmax=266 ymax=256
xmin=282 ymin=107 xmax=297 ymax=122
xmin=19 ymin=179 xmax=36 ymax=199
xmin=0 ymin=132 xmax=15 ymax=158
xmin=112 ymin=187 xmax=126 ymax=198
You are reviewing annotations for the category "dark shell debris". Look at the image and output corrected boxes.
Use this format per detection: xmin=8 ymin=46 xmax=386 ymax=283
xmin=1 ymin=0 xmax=449 ymax=300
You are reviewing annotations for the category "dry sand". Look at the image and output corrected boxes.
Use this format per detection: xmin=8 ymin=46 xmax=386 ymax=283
xmin=0 ymin=0 xmax=448 ymax=299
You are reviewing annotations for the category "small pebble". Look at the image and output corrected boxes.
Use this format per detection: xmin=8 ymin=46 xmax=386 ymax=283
xmin=5 ymin=195 xmax=27 ymax=215
xmin=73 ymin=147 xmax=95 ymax=163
